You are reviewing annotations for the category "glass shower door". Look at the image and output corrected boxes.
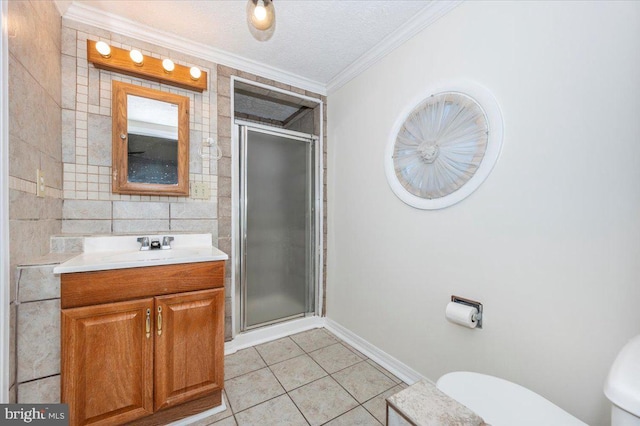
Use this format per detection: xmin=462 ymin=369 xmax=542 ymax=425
xmin=241 ymin=126 xmax=314 ymax=330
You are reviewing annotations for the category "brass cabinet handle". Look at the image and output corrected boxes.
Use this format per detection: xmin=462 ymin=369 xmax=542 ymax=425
xmin=157 ymin=306 xmax=162 ymax=336
xmin=145 ymin=308 xmax=151 ymax=339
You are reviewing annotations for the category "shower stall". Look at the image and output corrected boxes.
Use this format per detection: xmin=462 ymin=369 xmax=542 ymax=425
xmin=238 ymin=123 xmax=318 ymax=331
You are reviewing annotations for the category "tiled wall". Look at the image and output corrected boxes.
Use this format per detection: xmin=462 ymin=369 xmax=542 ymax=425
xmin=7 ymin=0 xmax=63 ymax=402
xmin=14 ymin=254 xmax=71 ymax=403
xmin=60 ymin=20 xmax=219 ymax=236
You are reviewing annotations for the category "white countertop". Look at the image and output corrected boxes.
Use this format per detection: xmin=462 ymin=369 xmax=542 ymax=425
xmin=53 ymin=234 xmax=228 ymax=274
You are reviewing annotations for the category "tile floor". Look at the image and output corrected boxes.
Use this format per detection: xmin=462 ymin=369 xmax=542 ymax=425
xmin=193 ymin=328 xmax=407 ymax=426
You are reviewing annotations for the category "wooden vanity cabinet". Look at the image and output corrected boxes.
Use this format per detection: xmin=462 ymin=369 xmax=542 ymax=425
xmin=154 ymin=289 xmax=224 ymax=411
xmin=61 ymin=261 xmax=225 ymax=426
xmin=62 ymin=298 xmax=154 ymax=425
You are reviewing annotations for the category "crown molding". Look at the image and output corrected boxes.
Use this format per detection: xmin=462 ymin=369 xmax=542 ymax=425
xmin=63 ymin=1 xmax=462 ymax=97
xmin=62 ymin=2 xmax=327 ymax=95
xmin=326 ymin=0 xmax=463 ymax=95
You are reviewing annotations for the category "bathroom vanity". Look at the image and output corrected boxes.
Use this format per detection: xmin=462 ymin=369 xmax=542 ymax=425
xmin=54 ymin=234 xmax=227 ymax=426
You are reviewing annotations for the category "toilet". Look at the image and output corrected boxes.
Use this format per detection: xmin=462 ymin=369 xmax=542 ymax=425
xmin=604 ymin=334 xmax=640 ymax=426
xmin=436 ymin=372 xmax=586 ymax=426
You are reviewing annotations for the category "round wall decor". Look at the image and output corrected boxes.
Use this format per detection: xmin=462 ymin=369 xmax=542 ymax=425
xmin=384 ymin=83 xmax=503 ymax=209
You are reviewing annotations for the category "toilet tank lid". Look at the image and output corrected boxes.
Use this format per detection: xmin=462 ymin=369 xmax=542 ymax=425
xmin=604 ymin=334 xmax=640 ymax=416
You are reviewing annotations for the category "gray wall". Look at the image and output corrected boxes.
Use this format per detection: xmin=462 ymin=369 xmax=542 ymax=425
xmin=327 ymin=2 xmax=640 ymax=425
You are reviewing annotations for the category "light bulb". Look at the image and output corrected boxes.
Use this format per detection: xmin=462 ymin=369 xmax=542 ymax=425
xmin=95 ymin=41 xmax=111 ymax=58
xmin=247 ymin=0 xmax=275 ymax=38
xmin=129 ymin=49 xmax=144 ymax=65
xmin=190 ymin=67 xmax=202 ymax=80
xmin=162 ymin=59 xmax=175 ymax=73
xmin=254 ymin=1 xmax=267 ymax=21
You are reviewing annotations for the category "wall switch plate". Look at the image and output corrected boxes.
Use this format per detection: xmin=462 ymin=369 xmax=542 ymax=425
xmin=192 ymin=182 xmax=210 ymax=199
xmin=36 ymin=169 xmax=45 ymax=198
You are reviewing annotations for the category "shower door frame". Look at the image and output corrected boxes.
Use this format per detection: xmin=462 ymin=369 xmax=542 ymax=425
xmin=230 ymin=76 xmax=324 ymax=339
xmin=238 ymin=122 xmax=319 ymax=331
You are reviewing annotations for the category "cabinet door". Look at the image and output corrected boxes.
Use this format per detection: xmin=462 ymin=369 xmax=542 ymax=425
xmin=154 ymin=288 xmax=224 ymax=410
xmin=62 ymin=298 xmax=154 ymax=426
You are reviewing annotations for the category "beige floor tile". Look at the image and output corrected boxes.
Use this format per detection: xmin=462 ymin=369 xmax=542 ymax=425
xmin=288 ymin=376 xmax=358 ymax=426
xmin=225 ymin=368 xmax=285 ymax=413
xmin=221 ymin=328 xmax=409 ymax=425
xmin=255 ymin=337 xmax=304 ymax=365
xmin=290 ymin=328 xmax=338 ymax=353
xmin=225 ymin=347 xmax=267 ymax=380
xmin=366 ymin=359 xmax=403 ymax=384
xmin=210 ymin=416 xmax=237 ymax=426
xmin=270 ymin=354 xmax=327 ymax=391
xmin=324 ymin=406 xmax=382 ymax=426
xmin=361 ymin=384 xmax=406 ymax=423
xmin=309 ymin=343 xmax=364 ymax=374
xmin=332 ymin=361 xmax=397 ymax=403
xmin=235 ymin=394 xmax=307 ymax=426
xmin=340 ymin=341 xmax=369 ymax=360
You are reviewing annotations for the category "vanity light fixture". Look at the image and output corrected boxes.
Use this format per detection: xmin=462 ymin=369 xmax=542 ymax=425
xmin=246 ymin=0 xmax=276 ymax=41
xmin=86 ymin=40 xmax=207 ymax=92
xmin=95 ymin=41 xmax=111 ymax=58
xmin=189 ymin=66 xmax=202 ymax=81
xmin=129 ymin=49 xmax=144 ymax=66
xmin=162 ymin=58 xmax=175 ymax=73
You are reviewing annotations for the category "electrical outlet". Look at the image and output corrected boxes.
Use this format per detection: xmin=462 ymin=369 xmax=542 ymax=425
xmin=36 ymin=169 xmax=45 ymax=198
xmin=192 ymin=182 xmax=210 ymax=200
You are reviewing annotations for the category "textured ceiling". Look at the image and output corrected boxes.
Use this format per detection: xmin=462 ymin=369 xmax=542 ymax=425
xmin=56 ymin=0 xmax=449 ymax=90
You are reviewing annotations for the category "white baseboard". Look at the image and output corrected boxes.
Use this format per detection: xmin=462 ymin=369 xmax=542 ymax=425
xmin=324 ymin=318 xmax=427 ymax=386
xmin=223 ymin=316 xmax=427 ymax=387
xmin=167 ymin=401 xmax=227 ymax=426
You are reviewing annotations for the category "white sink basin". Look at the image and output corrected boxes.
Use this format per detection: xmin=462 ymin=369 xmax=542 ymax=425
xmin=53 ymin=234 xmax=228 ymax=274
xmin=100 ymin=248 xmax=206 ymax=263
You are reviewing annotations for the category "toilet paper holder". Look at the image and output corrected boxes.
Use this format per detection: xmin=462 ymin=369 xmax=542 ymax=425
xmin=451 ymin=295 xmax=483 ymax=329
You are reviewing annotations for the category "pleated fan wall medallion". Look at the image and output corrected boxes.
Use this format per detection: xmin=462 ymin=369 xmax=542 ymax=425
xmin=385 ymin=82 xmax=504 ymax=209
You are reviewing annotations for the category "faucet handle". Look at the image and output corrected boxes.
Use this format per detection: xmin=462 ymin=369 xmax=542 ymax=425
xmin=161 ymin=236 xmax=174 ymax=250
xmin=137 ymin=236 xmax=150 ymax=251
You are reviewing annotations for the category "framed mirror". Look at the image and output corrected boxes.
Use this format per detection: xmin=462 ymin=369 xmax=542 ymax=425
xmin=112 ymin=81 xmax=190 ymax=196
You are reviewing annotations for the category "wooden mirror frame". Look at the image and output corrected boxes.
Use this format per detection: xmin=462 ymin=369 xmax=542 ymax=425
xmin=112 ymin=81 xmax=190 ymax=196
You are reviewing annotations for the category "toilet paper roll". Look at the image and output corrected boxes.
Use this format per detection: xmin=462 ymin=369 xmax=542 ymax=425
xmin=445 ymin=302 xmax=478 ymax=329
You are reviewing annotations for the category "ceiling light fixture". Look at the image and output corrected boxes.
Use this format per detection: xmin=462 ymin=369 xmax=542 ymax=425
xmin=246 ymin=0 xmax=276 ymax=42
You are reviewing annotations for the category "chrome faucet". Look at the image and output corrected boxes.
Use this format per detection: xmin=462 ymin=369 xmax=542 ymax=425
xmin=162 ymin=236 xmax=174 ymax=250
xmin=137 ymin=236 xmax=150 ymax=251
